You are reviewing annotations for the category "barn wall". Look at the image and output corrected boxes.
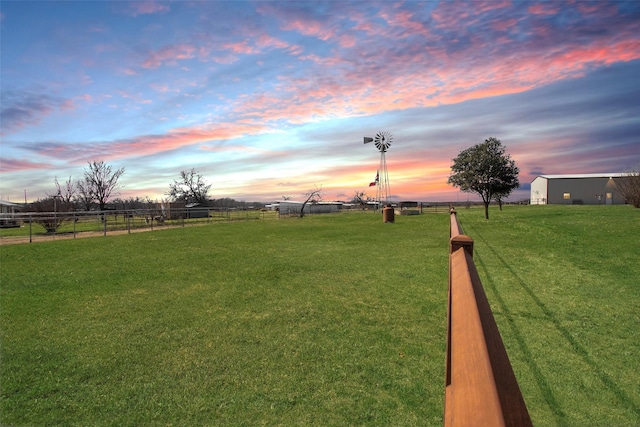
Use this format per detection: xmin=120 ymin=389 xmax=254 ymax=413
xmin=530 ymin=177 xmax=548 ymax=204
xmin=547 ymin=177 xmax=625 ymax=205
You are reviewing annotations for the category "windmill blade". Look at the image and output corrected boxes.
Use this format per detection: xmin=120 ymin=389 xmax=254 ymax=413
xmin=374 ymin=131 xmax=392 ymax=152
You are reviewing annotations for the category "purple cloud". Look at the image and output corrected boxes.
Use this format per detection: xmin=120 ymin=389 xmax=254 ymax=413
xmin=0 ymin=91 xmax=74 ymax=134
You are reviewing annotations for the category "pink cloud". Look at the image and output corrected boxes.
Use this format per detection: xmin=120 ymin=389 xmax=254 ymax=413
xmin=281 ymin=18 xmax=333 ymax=41
xmin=431 ymin=3 xmax=473 ymax=29
xmin=120 ymin=68 xmax=137 ymax=76
xmin=492 ymin=18 xmax=519 ymax=32
xmin=126 ymin=1 xmax=170 ymax=17
xmin=116 ymin=90 xmax=151 ymax=105
xmin=142 ymin=44 xmax=196 ymax=68
xmin=273 ymin=10 xmax=354 ymax=49
xmin=379 ymin=9 xmax=432 ymax=38
xmin=256 ymin=34 xmax=289 ymax=50
xmin=0 ymin=158 xmax=54 ymax=173
xmin=471 ymin=0 xmax=512 ymax=14
xmin=149 ymin=83 xmax=179 ymax=93
xmin=528 ymin=3 xmax=559 ymax=16
xmin=223 ymin=41 xmax=258 ymax=55
xmin=220 ymin=12 xmax=640 ymax=134
xmin=352 ymin=19 xmax=376 ymax=34
xmin=19 ymin=119 xmax=276 ymax=165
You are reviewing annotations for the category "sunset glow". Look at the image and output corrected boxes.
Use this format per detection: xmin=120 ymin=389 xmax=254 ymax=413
xmin=1 ymin=1 xmax=639 ymax=203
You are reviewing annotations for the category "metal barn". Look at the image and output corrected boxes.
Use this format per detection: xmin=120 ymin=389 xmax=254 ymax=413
xmin=530 ymin=173 xmax=627 ymax=205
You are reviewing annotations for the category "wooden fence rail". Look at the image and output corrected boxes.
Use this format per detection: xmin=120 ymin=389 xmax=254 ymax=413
xmin=445 ymin=208 xmax=532 ymax=426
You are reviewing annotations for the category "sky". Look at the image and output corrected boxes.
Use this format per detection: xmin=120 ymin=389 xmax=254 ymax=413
xmin=1 ymin=0 xmax=639 ymax=204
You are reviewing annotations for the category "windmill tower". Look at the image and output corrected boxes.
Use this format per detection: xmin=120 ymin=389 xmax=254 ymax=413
xmin=364 ymin=131 xmax=392 ymax=208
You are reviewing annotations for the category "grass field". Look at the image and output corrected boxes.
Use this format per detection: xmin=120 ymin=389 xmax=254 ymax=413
xmin=1 ymin=206 xmax=639 ymax=426
xmin=456 ymin=205 xmax=640 ymax=426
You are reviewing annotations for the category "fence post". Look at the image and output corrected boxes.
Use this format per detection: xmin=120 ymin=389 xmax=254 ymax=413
xmin=450 ymin=234 xmax=474 ymax=257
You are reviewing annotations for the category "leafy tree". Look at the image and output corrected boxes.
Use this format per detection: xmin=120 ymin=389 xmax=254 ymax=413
xmin=79 ymin=161 xmax=125 ymax=211
xmin=448 ymin=137 xmax=519 ymax=219
xmin=168 ymin=168 xmax=211 ymax=204
xmin=616 ymin=168 xmax=640 ymax=208
xmin=300 ymin=186 xmax=323 ymax=218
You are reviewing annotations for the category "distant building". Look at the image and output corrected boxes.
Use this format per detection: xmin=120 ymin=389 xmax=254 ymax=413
xmin=185 ymin=203 xmax=210 ymax=218
xmin=530 ymin=173 xmax=628 ymax=205
xmin=278 ymin=201 xmax=343 ymax=216
xmin=0 ymin=200 xmax=21 ymax=228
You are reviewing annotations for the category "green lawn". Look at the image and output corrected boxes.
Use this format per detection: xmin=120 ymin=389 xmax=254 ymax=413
xmin=1 ymin=206 xmax=639 ymax=426
xmin=457 ymin=205 xmax=640 ymax=426
xmin=1 ymin=212 xmax=450 ymax=426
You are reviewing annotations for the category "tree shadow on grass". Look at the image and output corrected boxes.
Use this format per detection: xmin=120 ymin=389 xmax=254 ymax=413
xmin=473 ymin=252 xmax=567 ymax=425
xmin=469 ymin=225 xmax=640 ymax=424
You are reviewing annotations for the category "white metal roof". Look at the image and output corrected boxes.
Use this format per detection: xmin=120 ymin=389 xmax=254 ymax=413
xmin=534 ymin=173 xmax=627 ymax=180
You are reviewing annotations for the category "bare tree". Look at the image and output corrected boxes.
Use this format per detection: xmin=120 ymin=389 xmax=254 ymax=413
xmin=80 ymin=161 xmax=125 ymax=211
xmin=352 ymin=190 xmax=370 ymax=210
xmin=616 ymin=168 xmax=640 ymax=208
xmin=300 ymin=186 xmax=323 ymax=218
xmin=27 ymin=176 xmax=78 ymax=232
xmin=168 ymin=168 xmax=211 ymax=204
xmin=50 ymin=176 xmax=76 ymax=206
xmin=76 ymin=179 xmax=93 ymax=211
xmin=28 ymin=196 xmax=74 ymax=233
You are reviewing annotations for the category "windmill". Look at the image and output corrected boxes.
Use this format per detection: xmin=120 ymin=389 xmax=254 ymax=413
xmin=364 ymin=131 xmax=392 ymax=208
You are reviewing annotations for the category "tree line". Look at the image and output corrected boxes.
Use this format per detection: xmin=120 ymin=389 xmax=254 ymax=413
xmin=25 ymin=163 xmax=269 ymax=232
xmin=22 ymin=137 xmax=640 ymax=230
xmin=28 ymin=164 xmax=264 ymax=212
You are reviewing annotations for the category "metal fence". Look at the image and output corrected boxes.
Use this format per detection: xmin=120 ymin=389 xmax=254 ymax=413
xmin=0 ymin=208 xmax=277 ymax=244
xmin=1 ymin=203 xmax=457 ymax=245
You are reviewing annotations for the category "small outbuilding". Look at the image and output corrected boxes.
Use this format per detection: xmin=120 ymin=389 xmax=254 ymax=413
xmin=278 ymin=201 xmax=343 ymax=216
xmin=185 ymin=203 xmax=210 ymax=218
xmin=0 ymin=200 xmax=21 ymax=228
xmin=530 ymin=173 xmax=627 ymax=205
